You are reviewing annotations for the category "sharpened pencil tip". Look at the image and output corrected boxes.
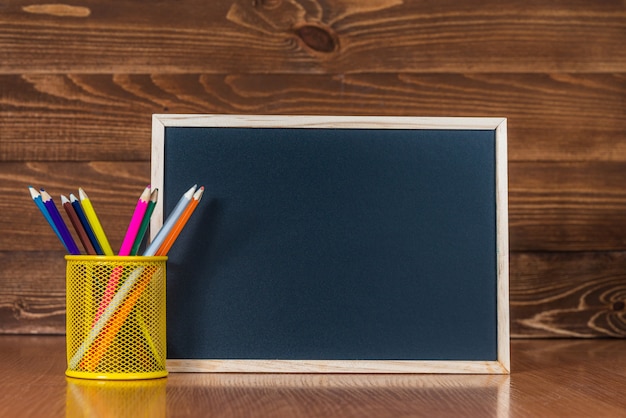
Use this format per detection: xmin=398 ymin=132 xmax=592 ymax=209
xmin=40 ymin=189 xmax=52 ymax=201
xmin=183 ymin=184 xmax=198 ymax=199
xmin=28 ymin=186 xmax=40 ymax=199
xmin=140 ymin=185 xmax=152 ymax=201
xmin=193 ymin=187 xmax=204 ymax=200
xmin=79 ymin=188 xmax=88 ymax=200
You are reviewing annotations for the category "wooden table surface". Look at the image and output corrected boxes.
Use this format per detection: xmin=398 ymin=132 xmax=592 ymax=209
xmin=1 ymin=337 xmax=625 ymax=417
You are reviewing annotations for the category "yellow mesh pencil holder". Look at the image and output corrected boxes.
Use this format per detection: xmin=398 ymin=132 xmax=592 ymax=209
xmin=65 ymin=255 xmax=168 ymax=380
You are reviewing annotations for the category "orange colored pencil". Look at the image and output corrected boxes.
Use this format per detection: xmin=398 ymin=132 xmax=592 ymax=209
xmin=80 ymin=265 xmax=158 ymax=371
xmin=155 ymin=187 xmax=204 ymax=256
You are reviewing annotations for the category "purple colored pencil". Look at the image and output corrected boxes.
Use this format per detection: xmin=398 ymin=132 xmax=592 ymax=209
xmin=40 ymin=189 xmax=81 ymax=255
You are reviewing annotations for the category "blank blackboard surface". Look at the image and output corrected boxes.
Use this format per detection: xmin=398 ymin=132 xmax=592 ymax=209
xmin=151 ymin=115 xmax=510 ymax=374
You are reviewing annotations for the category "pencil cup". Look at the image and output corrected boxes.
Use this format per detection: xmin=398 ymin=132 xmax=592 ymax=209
xmin=65 ymin=255 xmax=168 ymax=380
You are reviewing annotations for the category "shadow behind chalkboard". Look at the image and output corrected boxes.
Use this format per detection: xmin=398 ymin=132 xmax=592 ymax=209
xmin=162 ymin=127 xmax=497 ymax=361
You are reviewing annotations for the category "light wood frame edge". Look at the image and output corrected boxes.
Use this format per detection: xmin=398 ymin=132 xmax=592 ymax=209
xmin=152 ymin=114 xmax=510 ymax=374
xmin=495 ymin=119 xmax=511 ymax=374
xmin=166 ymin=359 xmax=509 ymax=374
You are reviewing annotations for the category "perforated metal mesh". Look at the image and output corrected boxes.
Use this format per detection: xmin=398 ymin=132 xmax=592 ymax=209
xmin=65 ymin=256 xmax=167 ymax=380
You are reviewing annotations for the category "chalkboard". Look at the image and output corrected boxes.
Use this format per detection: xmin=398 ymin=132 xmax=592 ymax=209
xmin=151 ymin=115 xmax=509 ymax=374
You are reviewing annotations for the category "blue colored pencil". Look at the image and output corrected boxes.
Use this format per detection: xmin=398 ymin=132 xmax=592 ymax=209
xmin=144 ymin=184 xmax=197 ymax=256
xmin=29 ymin=186 xmax=67 ymax=252
xmin=40 ymin=189 xmax=81 ymax=255
xmin=70 ymin=193 xmax=104 ymax=255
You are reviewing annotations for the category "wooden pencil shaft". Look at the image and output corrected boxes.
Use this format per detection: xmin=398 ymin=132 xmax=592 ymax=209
xmin=130 ymin=190 xmax=158 ymax=256
xmin=40 ymin=190 xmax=80 ymax=255
xmin=29 ymin=187 xmax=65 ymax=251
xmin=156 ymin=187 xmax=203 ymax=256
xmin=62 ymin=196 xmax=96 ymax=255
xmin=78 ymin=188 xmax=114 ymax=256
xmin=70 ymin=194 xmax=104 ymax=255
xmin=144 ymin=185 xmax=196 ymax=256
xmin=119 ymin=186 xmax=151 ymax=256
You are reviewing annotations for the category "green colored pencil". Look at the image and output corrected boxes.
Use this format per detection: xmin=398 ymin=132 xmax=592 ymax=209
xmin=130 ymin=188 xmax=158 ymax=255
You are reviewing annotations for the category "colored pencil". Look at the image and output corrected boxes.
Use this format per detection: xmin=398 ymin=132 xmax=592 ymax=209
xmin=70 ymin=183 xmax=202 ymax=370
xmin=40 ymin=189 xmax=81 ymax=255
xmin=130 ymin=188 xmax=158 ymax=256
xmin=62 ymin=195 xmax=96 ymax=255
xmin=156 ymin=187 xmax=204 ymax=256
xmin=70 ymin=194 xmax=104 ymax=255
xmin=79 ymin=266 xmax=157 ymax=371
xmin=29 ymin=186 xmax=66 ymax=251
xmin=118 ymin=185 xmax=152 ymax=256
xmin=92 ymin=186 xmax=152 ymax=326
xmin=69 ymin=265 xmax=149 ymax=369
xmin=143 ymin=184 xmax=197 ymax=256
xmin=78 ymin=188 xmax=114 ymax=256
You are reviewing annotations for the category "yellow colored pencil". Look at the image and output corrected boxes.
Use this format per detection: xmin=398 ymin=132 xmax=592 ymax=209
xmin=78 ymin=188 xmax=114 ymax=256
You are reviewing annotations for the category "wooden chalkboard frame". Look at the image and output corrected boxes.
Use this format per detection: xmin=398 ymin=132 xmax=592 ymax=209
xmin=151 ymin=115 xmax=510 ymax=374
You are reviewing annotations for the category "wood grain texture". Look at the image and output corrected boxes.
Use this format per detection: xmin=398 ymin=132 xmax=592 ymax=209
xmin=510 ymin=252 xmax=626 ymax=337
xmin=2 ymin=251 xmax=624 ymax=337
xmin=1 ymin=0 xmax=625 ymax=338
xmin=2 ymin=337 xmax=626 ymax=417
xmin=509 ymin=162 xmax=626 ymax=251
xmin=0 ymin=252 xmax=66 ymax=334
xmin=1 ymin=1 xmax=624 ymax=73
xmin=2 ymin=73 xmax=625 ymax=162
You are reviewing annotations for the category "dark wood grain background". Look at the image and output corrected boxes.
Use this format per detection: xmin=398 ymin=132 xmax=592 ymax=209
xmin=1 ymin=0 xmax=625 ymax=337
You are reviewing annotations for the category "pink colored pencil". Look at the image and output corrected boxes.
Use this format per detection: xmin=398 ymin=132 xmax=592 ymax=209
xmin=92 ymin=186 xmax=151 ymax=326
xmin=118 ymin=185 xmax=152 ymax=256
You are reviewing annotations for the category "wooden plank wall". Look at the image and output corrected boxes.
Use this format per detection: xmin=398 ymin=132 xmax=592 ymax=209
xmin=1 ymin=1 xmax=625 ymax=337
